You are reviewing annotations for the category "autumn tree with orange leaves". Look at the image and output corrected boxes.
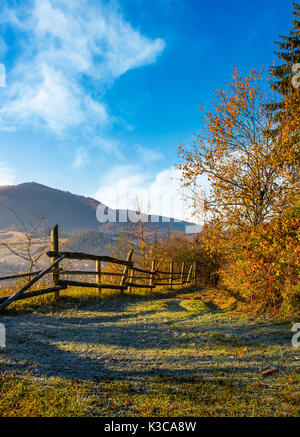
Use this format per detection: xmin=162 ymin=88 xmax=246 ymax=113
xmin=178 ymin=68 xmax=299 ymax=231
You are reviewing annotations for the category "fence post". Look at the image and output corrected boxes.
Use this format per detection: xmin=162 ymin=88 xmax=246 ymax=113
xmin=149 ymin=259 xmax=156 ymax=293
xmin=169 ymin=261 xmax=173 ymax=289
xmin=120 ymin=249 xmax=133 ymax=293
xmin=180 ymin=261 xmax=185 ymax=285
xmin=128 ymin=269 xmax=134 ymax=293
xmin=192 ymin=261 xmax=197 ymax=286
xmin=96 ymin=260 xmax=101 ymax=296
xmin=186 ymin=264 xmax=193 ymax=284
xmin=51 ymin=225 xmax=60 ymax=299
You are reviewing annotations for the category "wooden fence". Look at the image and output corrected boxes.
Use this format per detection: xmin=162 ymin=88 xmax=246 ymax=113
xmin=0 ymin=225 xmax=197 ymax=312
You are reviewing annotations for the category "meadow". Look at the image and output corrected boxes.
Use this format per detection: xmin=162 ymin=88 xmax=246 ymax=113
xmin=0 ymin=285 xmax=299 ymax=417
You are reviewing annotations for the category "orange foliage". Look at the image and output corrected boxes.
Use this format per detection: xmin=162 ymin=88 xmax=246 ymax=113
xmin=220 ymin=206 xmax=300 ymax=314
xmin=177 ymin=68 xmax=299 ymax=230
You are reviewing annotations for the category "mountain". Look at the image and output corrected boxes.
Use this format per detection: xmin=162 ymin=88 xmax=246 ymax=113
xmin=0 ymin=182 xmax=101 ymax=233
xmin=0 ymin=182 xmax=192 ymax=235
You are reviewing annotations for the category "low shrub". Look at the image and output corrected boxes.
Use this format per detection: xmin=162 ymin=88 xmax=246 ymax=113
xmin=220 ymin=206 xmax=300 ymax=315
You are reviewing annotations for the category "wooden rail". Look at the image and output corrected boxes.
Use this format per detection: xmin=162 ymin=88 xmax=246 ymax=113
xmin=0 ymin=255 xmax=65 ymax=312
xmin=0 ymin=286 xmax=66 ymax=304
xmin=131 ymin=266 xmax=157 ymax=275
xmin=0 ymin=271 xmax=42 ymax=281
xmin=0 ymin=225 xmax=199 ymax=311
xmin=46 ymin=250 xmax=134 ymax=266
xmin=58 ymin=280 xmax=126 ymax=290
xmin=59 ymin=270 xmax=124 ymax=277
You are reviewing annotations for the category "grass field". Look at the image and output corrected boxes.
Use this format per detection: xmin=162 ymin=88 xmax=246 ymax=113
xmin=0 ymin=286 xmax=299 ymax=417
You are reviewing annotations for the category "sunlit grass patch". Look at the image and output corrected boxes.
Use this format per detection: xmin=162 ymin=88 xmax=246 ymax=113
xmin=0 ymin=286 xmax=298 ymax=417
xmin=0 ymin=372 xmax=90 ymax=417
xmin=86 ymin=372 xmax=300 ymax=417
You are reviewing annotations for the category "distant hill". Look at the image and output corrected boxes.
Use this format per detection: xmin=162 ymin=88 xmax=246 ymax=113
xmin=63 ymin=230 xmax=115 ymax=255
xmin=0 ymin=182 xmax=101 ymax=232
xmin=0 ymin=182 xmax=192 ymax=235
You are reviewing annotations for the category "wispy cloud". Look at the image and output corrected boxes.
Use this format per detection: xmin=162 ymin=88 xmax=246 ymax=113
xmin=94 ymin=165 xmax=208 ymax=223
xmin=0 ymin=162 xmax=16 ymax=185
xmin=0 ymin=63 xmax=5 ymax=87
xmin=0 ymin=0 xmax=165 ymax=135
xmin=72 ymin=147 xmax=89 ymax=169
xmin=134 ymin=144 xmax=163 ymax=163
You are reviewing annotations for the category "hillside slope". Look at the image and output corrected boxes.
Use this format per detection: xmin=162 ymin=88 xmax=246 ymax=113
xmin=0 ymin=182 xmax=191 ymax=234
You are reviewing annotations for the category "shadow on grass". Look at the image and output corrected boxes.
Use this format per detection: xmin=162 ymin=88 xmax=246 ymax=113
xmin=0 ymin=284 xmax=294 ymax=387
xmin=221 ymin=287 xmax=247 ymax=304
xmin=0 ymin=291 xmax=293 ymax=383
xmin=1 ymin=331 xmax=292 ymax=382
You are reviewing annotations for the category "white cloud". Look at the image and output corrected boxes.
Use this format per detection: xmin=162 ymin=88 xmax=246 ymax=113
xmin=94 ymin=165 xmax=209 ymax=224
xmin=0 ymin=162 xmax=16 ymax=186
xmin=73 ymin=147 xmax=89 ymax=169
xmin=0 ymin=0 xmax=165 ymax=134
xmin=0 ymin=37 xmax=7 ymax=57
xmin=134 ymin=144 xmax=163 ymax=163
xmin=0 ymin=63 xmax=5 ymax=87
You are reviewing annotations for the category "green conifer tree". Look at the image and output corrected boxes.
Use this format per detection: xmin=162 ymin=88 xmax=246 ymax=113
xmin=267 ymin=2 xmax=300 ymax=117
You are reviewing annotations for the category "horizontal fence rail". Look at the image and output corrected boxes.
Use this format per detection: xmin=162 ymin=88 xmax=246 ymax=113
xmin=58 ymin=280 xmax=126 ymax=290
xmin=0 ymin=271 xmax=42 ymax=281
xmin=0 ymin=286 xmax=67 ymax=304
xmin=58 ymin=270 xmax=124 ymax=277
xmin=46 ymin=250 xmax=134 ymax=267
xmin=0 ymin=255 xmax=66 ymax=312
xmin=0 ymin=225 xmax=198 ymax=311
xmin=130 ymin=266 xmax=157 ymax=275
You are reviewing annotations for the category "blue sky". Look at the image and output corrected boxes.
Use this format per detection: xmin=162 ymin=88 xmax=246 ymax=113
xmin=0 ymin=0 xmax=295 ymax=221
